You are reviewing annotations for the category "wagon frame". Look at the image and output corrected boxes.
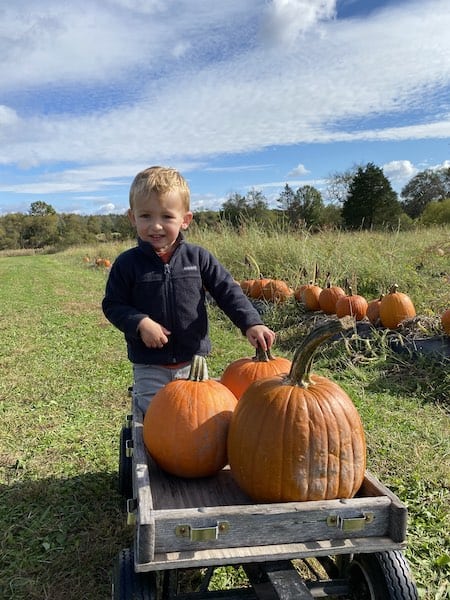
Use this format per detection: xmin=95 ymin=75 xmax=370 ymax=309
xmin=112 ymin=402 xmax=419 ymax=599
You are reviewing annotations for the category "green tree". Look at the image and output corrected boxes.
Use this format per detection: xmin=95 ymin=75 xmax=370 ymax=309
xmin=401 ymin=167 xmax=450 ymax=218
xmin=21 ymin=214 xmax=59 ymax=248
xmin=221 ymin=190 xmax=271 ymax=227
xmin=419 ymin=198 xmax=450 ymax=225
xmin=277 ymin=184 xmax=325 ymax=228
xmin=342 ymin=163 xmax=402 ymax=230
xmin=295 ymin=185 xmax=324 ymax=228
xmin=0 ymin=213 xmax=25 ymax=249
xmin=29 ymin=201 xmax=56 ymax=216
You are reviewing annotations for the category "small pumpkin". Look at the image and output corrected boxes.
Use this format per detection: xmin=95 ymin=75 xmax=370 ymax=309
xmin=294 ymin=283 xmax=310 ymax=302
xmin=441 ymin=308 xmax=450 ymax=335
xmin=143 ymin=356 xmax=237 ymax=478
xmin=301 ymin=283 xmax=323 ymax=311
xmin=221 ymin=345 xmax=292 ymax=400
xmin=240 ymin=279 xmax=255 ymax=296
xmin=335 ymin=287 xmax=368 ymax=321
xmin=318 ymin=282 xmax=346 ymax=315
xmin=228 ymin=317 xmax=366 ymax=502
xmin=262 ymin=279 xmax=293 ymax=303
xmin=250 ymin=277 xmax=273 ymax=300
xmin=379 ymin=284 xmax=416 ymax=329
xmin=366 ymin=294 xmax=384 ymax=326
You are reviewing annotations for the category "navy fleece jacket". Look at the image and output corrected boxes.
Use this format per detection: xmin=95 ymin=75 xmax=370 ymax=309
xmin=102 ymin=236 xmax=264 ymax=365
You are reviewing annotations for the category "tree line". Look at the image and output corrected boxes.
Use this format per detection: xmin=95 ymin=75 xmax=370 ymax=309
xmin=1 ymin=163 xmax=449 ymax=251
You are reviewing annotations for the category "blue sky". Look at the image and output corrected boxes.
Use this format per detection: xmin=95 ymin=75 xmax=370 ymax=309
xmin=1 ymin=0 xmax=449 ymax=216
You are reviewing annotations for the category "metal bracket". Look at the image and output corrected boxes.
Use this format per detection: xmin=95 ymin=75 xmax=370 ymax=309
xmin=327 ymin=512 xmax=374 ymax=532
xmin=175 ymin=521 xmax=230 ymax=542
xmin=125 ymin=439 xmax=134 ymax=458
xmin=126 ymin=498 xmax=137 ymax=526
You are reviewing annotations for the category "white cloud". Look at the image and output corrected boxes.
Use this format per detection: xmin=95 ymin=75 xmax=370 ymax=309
xmin=98 ymin=202 xmax=117 ymax=214
xmin=382 ymin=160 xmax=417 ymax=181
xmin=288 ymin=163 xmax=310 ymax=177
xmin=0 ymin=105 xmax=19 ymax=127
xmin=263 ymin=0 xmax=336 ymax=44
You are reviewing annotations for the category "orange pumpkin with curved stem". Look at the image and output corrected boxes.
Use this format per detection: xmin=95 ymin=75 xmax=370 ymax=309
xmin=228 ymin=317 xmax=366 ymax=502
xmin=143 ymin=356 xmax=237 ymax=478
xmin=221 ymin=345 xmax=292 ymax=400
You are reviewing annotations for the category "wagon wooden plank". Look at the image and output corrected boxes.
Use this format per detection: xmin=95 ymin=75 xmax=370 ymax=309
xmin=134 ymin=535 xmax=406 ymax=572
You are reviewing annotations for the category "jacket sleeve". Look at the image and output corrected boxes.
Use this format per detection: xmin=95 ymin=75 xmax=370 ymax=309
xmin=102 ymin=254 xmax=148 ymax=338
xmin=198 ymin=248 xmax=264 ymax=334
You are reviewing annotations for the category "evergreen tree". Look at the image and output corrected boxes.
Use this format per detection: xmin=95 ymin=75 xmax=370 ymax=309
xmin=342 ymin=163 xmax=402 ymax=229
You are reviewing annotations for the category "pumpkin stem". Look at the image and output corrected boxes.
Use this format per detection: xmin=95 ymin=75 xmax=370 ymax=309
xmin=389 ymin=283 xmax=399 ymax=294
xmin=188 ymin=355 xmax=209 ymax=381
xmin=244 ymin=254 xmax=261 ymax=278
xmin=254 ymin=343 xmax=273 ymax=362
xmin=288 ymin=317 xmax=355 ymax=388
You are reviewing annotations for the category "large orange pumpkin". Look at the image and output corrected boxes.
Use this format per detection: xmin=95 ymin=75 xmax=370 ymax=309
xmin=335 ymin=287 xmax=368 ymax=321
xmin=379 ymin=284 xmax=416 ymax=329
xmin=228 ymin=317 xmax=366 ymax=502
xmin=143 ymin=356 xmax=237 ymax=478
xmin=221 ymin=345 xmax=292 ymax=400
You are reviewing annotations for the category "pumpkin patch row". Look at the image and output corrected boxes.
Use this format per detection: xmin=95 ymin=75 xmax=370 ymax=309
xmin=83 ymin=256 xmax=112 ymax=269
xmin=293 ymin=279 xmax=423 ymax=331
xmin=143 ymin=316 xmax=366 ymax=504
xmin=240 ymin=276 xmax=294 ymax=303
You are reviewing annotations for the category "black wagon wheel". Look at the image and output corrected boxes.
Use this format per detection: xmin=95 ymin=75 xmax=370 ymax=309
xmin=347 ymin=550 xmax=419 ymax=599
xmin=118 ymin=423 xmax=133 ymax=500
xmin=112 ymin=548 xmax=157 ymax=600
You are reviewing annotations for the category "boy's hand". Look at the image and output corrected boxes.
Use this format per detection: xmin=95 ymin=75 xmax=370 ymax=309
xmin=138 ymin=317 xmax=171 ymax=348
xmin=245 ymin=325 xmax=276 ymax=351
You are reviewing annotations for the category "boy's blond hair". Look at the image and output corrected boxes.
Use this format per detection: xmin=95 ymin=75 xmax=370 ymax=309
xmin=129 ymin=166 xmax=190 ymax=211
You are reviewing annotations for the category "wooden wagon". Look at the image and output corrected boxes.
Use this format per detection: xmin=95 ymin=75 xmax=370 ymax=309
xmin=112 ymin=403 xmax=419 ymax=599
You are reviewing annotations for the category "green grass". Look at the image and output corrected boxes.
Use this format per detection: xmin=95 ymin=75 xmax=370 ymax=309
xmin=1 ymin=225 xmax=449 ymax=599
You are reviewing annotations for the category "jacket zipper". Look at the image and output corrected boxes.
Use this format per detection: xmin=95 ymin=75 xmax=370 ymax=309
xmin=163 ymin=263 xmax=177 ymax=363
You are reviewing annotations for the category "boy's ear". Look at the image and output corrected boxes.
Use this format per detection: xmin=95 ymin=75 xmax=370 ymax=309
xmin=181 ymin=211 xmax=193 ymax=230
xmin=127 ymin=208 xmax=136 ymax=226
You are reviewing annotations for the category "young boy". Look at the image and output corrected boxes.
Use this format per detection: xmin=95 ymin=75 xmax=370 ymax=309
xmin=102 ymin=166 xmax=275 ymax=413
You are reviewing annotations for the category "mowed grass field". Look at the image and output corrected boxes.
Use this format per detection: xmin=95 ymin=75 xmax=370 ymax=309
xmin=0 ymin=224 xmax=449 ymax=599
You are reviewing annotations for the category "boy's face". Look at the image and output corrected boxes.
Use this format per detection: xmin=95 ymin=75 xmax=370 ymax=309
xmin=128 ymin=191 xmax=193 ymax=253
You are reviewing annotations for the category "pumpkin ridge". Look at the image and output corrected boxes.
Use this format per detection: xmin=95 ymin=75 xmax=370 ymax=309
xmin=334 ymin=388 xmax=366 ymax=496
xmin=284 ymin=386 xmax=302 ymax=500
xmin=312 ymin=384 xmax=340 ymax=499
